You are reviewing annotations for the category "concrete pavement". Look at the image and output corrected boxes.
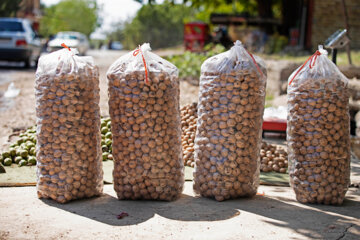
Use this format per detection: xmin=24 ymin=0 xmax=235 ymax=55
xmin=0 ymin=183 xmax=359 ymax=240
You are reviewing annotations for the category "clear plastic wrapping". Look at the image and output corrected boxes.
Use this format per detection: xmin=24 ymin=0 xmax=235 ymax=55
xmin=287 ymin=46 xmax=350 ymax=205
xmin=107 ymin=43 xmax=184 ymax=201
xmin=193 ymin=41 xmax=266 ymax=201
xmin=35 ymin=48 xmax=103 ymax=203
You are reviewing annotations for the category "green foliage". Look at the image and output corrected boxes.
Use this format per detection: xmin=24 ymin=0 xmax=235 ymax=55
xmin=0 ymin=0 xmax=22 ymax=17
xmin=136 ymin=0 xmax=282 ymax=24
xmin=122 ymin=1 xmax=193 ymax=50
xmin=39 ymin=0 xmax=100 ymax=37
xmin=185 ymin=0 xmax=283 ymax=24
xmin=166 ymin=44 xmax=226 ymax=79
xmin=106 ymin=21 xmax=124 ymax=42
xmin=187 ymin=0 xmax=258 ymax=23
xmin=271 ymin=0 xmax=282 ymax=19
xmin=264 ymin=34 xmax=288 ymax=54
xmin=135 ymin=0 xmax=156 ymax=4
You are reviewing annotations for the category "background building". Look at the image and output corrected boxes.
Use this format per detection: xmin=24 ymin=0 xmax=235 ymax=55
xmin=310 ymin=0 xmax=360 ymax=49
xmin=16 ymin=0 xmax=41 ymax=31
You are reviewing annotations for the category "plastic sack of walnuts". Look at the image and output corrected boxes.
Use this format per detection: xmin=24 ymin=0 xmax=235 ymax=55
xmin=107 ymin=43 xmax=184 ymax=201
xmin=35 ymin=46 xmax=103 ymax=203
xmin=287 ymin=46 xmax=350 ymax=205
xmin=193 ymin=40 xmax=267 ymax=201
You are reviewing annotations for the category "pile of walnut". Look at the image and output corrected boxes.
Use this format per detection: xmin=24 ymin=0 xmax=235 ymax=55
xmin=288 ymin=77 xmax=350 ymax=205
xmin=35 ymin=57 xmax=103 ymax=203
xmin=260 ymin=142 xmax=288 ymax=173
xmin=108 ymin=71 xmax=184 ymax=201
xmin=180 ymin=105 xmax=289 ymax=173
xmin=181 ymin=103 xmax=197 ymax=167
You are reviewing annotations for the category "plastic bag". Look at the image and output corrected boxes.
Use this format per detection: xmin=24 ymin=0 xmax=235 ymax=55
xmin=287 ymin=46 xmax=350 ymax=205
xmin=107 ymin=43 xmax=184 ymax=201
xmin=35 ymin=47 xmax=103 ymax=203
xmin=193 ymin=40 xmax=267 ymax=201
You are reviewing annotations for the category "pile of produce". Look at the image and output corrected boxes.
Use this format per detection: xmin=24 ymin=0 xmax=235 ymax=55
xmin=1 ymin=112 xmax=289 ymax=175
xmin=100 ymin=117 xmax=113 ymax=161
xmin=166 ymin=44 xmax=226 ymax=82
xmin=0 ymin=126 xmax=37 ymax=167
xmin=0 ymin=117 xmax=113 ymax=167
xmin=260 ymin=141 xmax=288 ymax=173
xmin=180 ymin=103 xmax=197 ymax=167
xmin=179 ymin=103 xmax=289 ymax=173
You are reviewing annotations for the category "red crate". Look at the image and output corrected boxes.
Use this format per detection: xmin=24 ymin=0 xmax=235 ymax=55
xmin=184 ymin=22 xmax=209 ymax=52
xmin=262 ymin=118 xmax=287 ymax=132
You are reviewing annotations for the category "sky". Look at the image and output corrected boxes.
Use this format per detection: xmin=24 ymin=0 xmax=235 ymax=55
xmin=41 ymin=0 xmax=144 ymax=39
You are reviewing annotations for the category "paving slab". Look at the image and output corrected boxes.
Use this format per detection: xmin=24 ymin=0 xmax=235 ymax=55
xmin=0 ymin=183 xmax=359 ymax=240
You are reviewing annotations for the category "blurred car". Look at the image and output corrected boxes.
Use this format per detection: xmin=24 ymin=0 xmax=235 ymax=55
xmin=0 ymin=18 xmax=41 ymax=68
xmin=110 ymin=41 xmax=123 ymax=50
xmin=47 ymin=31 xmax=89 ymax=55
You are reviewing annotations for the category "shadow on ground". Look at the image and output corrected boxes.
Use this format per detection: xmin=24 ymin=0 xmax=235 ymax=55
xmin=42 ymin=187 xmax=360 ymax=239
xmin=42 ymin=193 xmax=241 ymax=226
xmin=237 ymin=194 xmax=360 ymax=239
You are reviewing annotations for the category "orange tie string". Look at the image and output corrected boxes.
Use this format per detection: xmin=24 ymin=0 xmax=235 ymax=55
xmin=289 ymin=50 xmax=321 ymax=85
xmin=61 ymin=43 xmax=71 ymax=51
xmin=133 ymin=45 xmax=149 ymax=85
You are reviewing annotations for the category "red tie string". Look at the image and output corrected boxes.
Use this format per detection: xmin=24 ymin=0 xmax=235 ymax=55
xmin=133 ymin=45 xmax=149 ymax=85
xmin=289 ymin=50 xmax=321 ymax=85
xmin=61 ymin=43 xmax=71 ymax=51
xmin=245 ymin=49 xmax=264 ymax=77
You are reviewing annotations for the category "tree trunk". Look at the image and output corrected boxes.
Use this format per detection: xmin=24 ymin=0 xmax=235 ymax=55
xmin=256 ymin=0 xmax=274 ymax=34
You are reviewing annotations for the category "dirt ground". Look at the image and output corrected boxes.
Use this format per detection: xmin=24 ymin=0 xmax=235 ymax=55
xmin=0 ymin=183 xmax=359 ymax=240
